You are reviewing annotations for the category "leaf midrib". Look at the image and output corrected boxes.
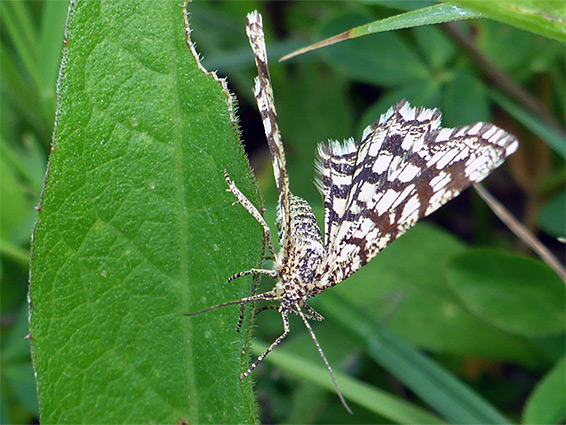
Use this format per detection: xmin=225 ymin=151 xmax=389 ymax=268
xmin=170 ymin=13 xmax=198 ymax=418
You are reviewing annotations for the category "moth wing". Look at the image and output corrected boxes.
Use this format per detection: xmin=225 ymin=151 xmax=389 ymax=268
xmin=314 ymin=138 xmax=358 ymax=248
xmin=246 ymin=12 xmax=293 ymax=253
xmin=315 ymin=100 xmax=518 ymax=289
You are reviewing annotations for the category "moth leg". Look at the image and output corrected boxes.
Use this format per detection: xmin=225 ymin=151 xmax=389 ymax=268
xmin=227 ymin=268 xmax=277 ymax=283
xmin=237 ymin=228 xmax=270 ymax=333
xmin=288 ymin=305 xmax=323 ymax=321
xmin=240 ymin=311 xmax=290 ymax=378
xmin=303 ymin=304 xmax=325 ymax=322
xmin=224 ymin=170 xmax=280 ymax=334
xmin=224 ymin=169 xmax=276 ymax=259
xmin=231 ymin=268 xmax=277 ymax=333
xmin=254 ymin=304 xmax=279 ymax=317
xmin=236 ymin=304 xmax=246 ymax=334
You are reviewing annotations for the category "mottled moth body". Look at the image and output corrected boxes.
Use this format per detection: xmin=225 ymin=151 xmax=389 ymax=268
xmin=187 ymin=11 xmax=518 ymax=413
xmin=275 ymin=195 xmax=324 ymax=301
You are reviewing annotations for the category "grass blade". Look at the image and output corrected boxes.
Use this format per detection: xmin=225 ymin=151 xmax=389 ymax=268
xmin=251 ymin=341 xmax=446 ymax=424
xmin=490 ymin=90 xmax=565 ymax=159
xmin=280 ymin=3 xmax=481 ymax=61
xmin=318 ymin=293 xmax=512 ymax=424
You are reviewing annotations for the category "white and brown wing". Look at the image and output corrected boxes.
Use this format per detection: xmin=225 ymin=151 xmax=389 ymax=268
xmin=314 ymin=138 xmax=358 ymax=248
xmin=246 ymin=12 xmax=293 ymax=253
xmin=315 ymin=100 xmax=518 ymax=290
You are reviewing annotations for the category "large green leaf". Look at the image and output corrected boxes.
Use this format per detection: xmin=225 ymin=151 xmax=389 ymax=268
xmin=29 ymin=1 xmax=261 ymax=423
xmin=447 ymin=251 xmax=565 ymax=337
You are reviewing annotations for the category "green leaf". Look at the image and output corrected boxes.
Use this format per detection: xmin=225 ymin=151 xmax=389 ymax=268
xmin=29 ymin=1 xmax=261 ymax=423
xmin=0 ymin=146 xmax=29 ymax=241
xmin=443 ymin=68 xmax=489 ymax=126
xmin=356 ymin=3 xmax=480 ymax=35
xmin=38 ymin=1 xmax=68 ymax=94
xmin=522 ymin=356 xmax=566 ymax=424
xmin=2 ymin=363 xmax=39 ymax=420
xmin=0 ymin=42 xmax=51 ymax=140
xmin=281 ymin=3 xmax=481 ymax=61
xmin=1 ymin=304 xmax=39 ymax=422
xmin=447 ymin=250 xmax=566 ymax=337
xmin=0 ymin=1 xmax=40 ymax=90
xmin=538 ymin=191 xmax=566 ymax=238
xmin=316 ymin=12 xmax=430 ymax=87
xmin=0 ymin=239 xmax=30 ymax=269
xmin=363 ymin=1 xmax=438 ymax=11
xmin=475 ymin=19 xmax=559 ymax=79
xmin=0 ymin=135 xmax=45 ymax=250
xmin=449 ymin=0 xmax=566 ymax=43
xmin=412 ymin=25 xmax=456 ymax=71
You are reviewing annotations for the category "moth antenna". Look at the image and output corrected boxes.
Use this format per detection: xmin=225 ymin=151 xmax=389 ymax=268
xmin=296 ymin=305 xmax=353 ymax=415
xmin=185 ymin=291 xmax=277 ymax=317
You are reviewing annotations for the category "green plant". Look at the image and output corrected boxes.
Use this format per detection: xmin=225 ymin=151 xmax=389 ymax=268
xmin=1 ymin=1 xmax=564 ymax=423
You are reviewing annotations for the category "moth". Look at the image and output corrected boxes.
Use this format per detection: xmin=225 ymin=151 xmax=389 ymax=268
xmin=187 ymin=11 xmax=518 ymax=413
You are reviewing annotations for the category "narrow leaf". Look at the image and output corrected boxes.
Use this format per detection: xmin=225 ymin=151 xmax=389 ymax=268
xmin=280 ymin=3 xmax=481 ymax=61
xmin=0 ymin=42 xmax=52 ymax=138
xmin=490 ymin=90 xmax=566 ymax=159
xmin=38 ymin=1 xmax=68 ymax=97
xmin=0 ymin=2 xmax=41 ymax=90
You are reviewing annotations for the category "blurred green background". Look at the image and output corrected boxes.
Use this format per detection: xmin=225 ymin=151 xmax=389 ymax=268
xmin=1 ymin=1 xmax=564 ymax=423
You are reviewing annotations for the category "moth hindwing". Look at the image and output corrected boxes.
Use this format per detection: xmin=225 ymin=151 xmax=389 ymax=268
xmin=186 ymin=10 xmax=519 ymax=415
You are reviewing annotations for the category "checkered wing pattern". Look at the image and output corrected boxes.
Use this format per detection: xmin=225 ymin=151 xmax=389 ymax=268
xmin=314 ymin=138 xmax=358 ymax=247
xmin=314 ymin=100 xmax=518 ymax=290
xmin=246 ymin=12 xmax=293 ymax=253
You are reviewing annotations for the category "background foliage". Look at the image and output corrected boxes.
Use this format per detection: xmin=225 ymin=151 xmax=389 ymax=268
xmin=1 ymin=0 xmax=564 ymax=423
